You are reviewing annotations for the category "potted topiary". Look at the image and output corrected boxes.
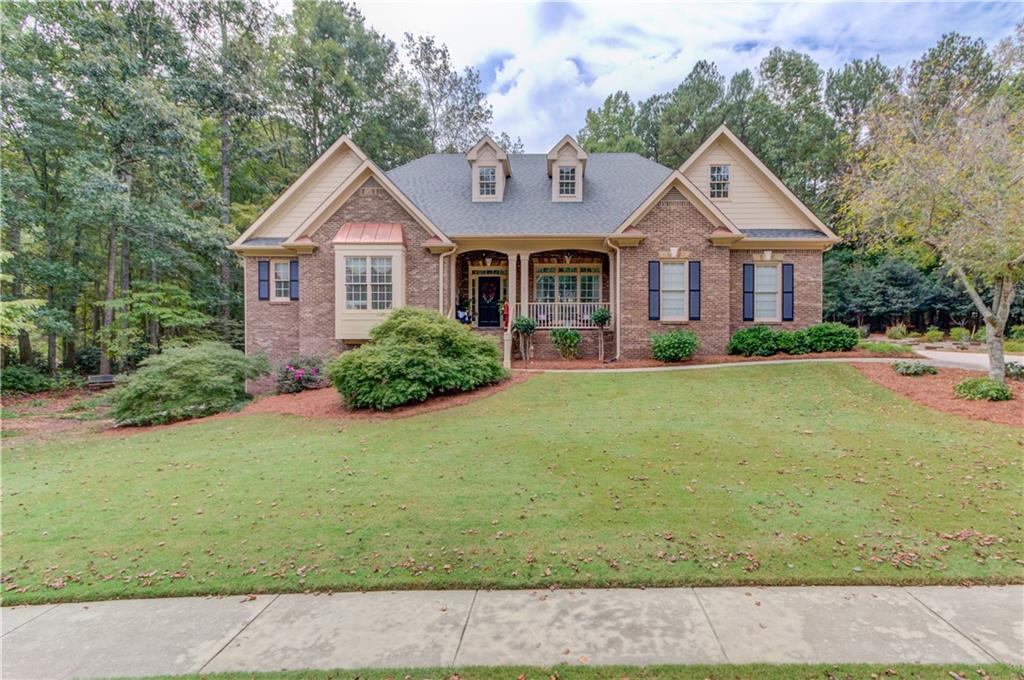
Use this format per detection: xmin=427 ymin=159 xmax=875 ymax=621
xmin=590 ymin=307 xmax=611 ymax=362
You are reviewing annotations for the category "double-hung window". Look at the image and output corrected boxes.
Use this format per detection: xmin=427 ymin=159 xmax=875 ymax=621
xmin=534 ymin=265 xmax=600 ymax=303
xmin=660 ymin=262 xmax=687 ymax=320
xmin=558 ymin=166 xmax=576 ymax=196
xmin=710 ymin=164 xmax=729 ymax=198
xmin=345 ymin=256 xmax=394 ymax=311
xmin=478 ymin=167 xmax=496 ymax=196
xmin=272 ymin=261 xmax=291 ymax=301
xmin=753 ymin=263 xmax=779 ymax=320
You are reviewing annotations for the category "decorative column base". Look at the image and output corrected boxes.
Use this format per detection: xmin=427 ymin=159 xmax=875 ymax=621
xmin=502 ymin=331 xmax=513 ymax=369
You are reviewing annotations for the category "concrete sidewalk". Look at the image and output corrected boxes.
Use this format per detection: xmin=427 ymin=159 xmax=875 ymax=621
xmin=2 ymin=586 xmax=1022 ymax=679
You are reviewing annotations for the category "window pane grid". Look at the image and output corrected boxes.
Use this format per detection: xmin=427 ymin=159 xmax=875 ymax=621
xmin=345 ymin=256 xmax=393 ymax=311
xmin=479 ymin=167 xmax=496 ymax=196
xmin=753 ymin=264 xmax=778 ymax=320
xmin=558 ymin=166 xmax=576 ymax=195
xmin=273 ymin=262 xmax=290 ymax=299
xmin=661 ymin=262 xmax=687 ymax=319
xmin=710 ymin=164 xmax=729 ymax=198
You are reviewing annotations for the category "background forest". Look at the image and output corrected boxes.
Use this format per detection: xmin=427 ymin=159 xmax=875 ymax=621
xmin=1 ymin=0 xmax=1020 ymax=381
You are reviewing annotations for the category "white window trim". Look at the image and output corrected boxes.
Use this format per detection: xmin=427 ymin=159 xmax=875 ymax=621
xmin=710 ymin=164 xmax=730 ymax=200
xmin=660 ymin=259 xmax=688 ymax=322
xmin=753 ymin=261 xmax=782 ymax=323
xmin=472 ymin=163 xmax=503 ymax=202
xmin=532 ymin=264 xmax=602 ymax=303
xmin=271 ymin=258 xmax=291 ymax=302
xmin=334 ymin=245 xmax=406 ymax=340
xmin=468 ymin=264 xmax=508 ymax=325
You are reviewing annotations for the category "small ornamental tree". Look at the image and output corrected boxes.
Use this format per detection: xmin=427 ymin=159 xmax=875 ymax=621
xmin=844 ymin=33 xmax=1024 ymax=382
xmin=590 ymin=307 xmax=611 ymax=362
xmin=512 ymin=315 xmax=536 ymax=365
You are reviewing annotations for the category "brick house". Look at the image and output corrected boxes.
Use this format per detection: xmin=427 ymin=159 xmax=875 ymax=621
xmin=230 ymin=125 xmax=838 ymax=391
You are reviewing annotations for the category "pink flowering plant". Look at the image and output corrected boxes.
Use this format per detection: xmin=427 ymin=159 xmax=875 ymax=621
xmin=275 ymin=355 xmax=326 ymax=394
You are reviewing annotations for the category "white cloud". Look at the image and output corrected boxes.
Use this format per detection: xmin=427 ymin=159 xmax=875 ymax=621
xmin=348 ymin=1 xmax=1018 ymax=151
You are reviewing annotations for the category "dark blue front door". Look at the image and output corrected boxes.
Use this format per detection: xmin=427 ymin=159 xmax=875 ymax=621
xmin=477 ymin=276 xmax=501 ymax=327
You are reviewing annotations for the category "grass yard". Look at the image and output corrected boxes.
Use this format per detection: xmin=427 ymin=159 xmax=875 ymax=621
xmin=2 ymin=363 xmax=1021 ymax=605
xmin=100 ymin=664 xmax=1024 ymax=680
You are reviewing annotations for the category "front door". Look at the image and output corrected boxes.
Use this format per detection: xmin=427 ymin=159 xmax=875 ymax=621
xmin=477 ymin=276 xmax=501 ymax=327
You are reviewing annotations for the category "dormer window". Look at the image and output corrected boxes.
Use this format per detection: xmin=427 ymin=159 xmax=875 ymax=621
xmin=558 ymin=167 xmax=576 ymax=196
xmin=479 ymin=167 xmax=497 ymax=196
xmin=467 ymin=136 xmax=510 ymax=202
xmin=710 ymin=164 xmax=729 ymax=198
xmin=548 ymin=135 xmax=587 ymax=202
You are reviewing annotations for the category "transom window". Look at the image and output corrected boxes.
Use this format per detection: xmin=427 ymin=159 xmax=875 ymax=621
xmin=478 ymin=166 xmax=496 ymax=196
xmin=535 ymin=264 xmax=601 ymax=303
xmin=754 ymin=263 xmax=779 ymax=320
xmin=272 ymin=261 xmax=290 ymax=301
xmin=710 ymin=164 xmax=729 ymax=198
xmin=558 ymin=166 xmax=576 ymax=196
xmin=345 ymin=256 xmax=393 ymax=311
xmin=660 ymin=261 xmax=687 ymax=320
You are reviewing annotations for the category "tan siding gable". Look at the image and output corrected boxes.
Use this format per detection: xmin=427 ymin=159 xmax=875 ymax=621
xmin=683 ymin=141 xmax=815 ymax=231
xmin=263 ymin=150 xmax=362 ymax=237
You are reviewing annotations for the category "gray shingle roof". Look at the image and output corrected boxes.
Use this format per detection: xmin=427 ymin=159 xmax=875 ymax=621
xmin=740 ymin=229 xmax=828 ymax=239
xmin=386 ymin=153 xmax=673 ymax=236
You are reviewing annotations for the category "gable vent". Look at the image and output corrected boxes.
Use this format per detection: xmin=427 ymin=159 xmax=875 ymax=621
xmin=663 ymin=187 xmax=686 ymax=203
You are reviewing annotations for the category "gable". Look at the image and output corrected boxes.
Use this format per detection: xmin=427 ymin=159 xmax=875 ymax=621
xmin=683 ymin=140 xmax=815 ymax=231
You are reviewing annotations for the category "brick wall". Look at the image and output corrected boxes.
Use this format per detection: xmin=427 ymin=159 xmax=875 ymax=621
xmin=728 ymin=250 xmax=823 ymax=333
xmin=617 ymin=192 xmax=825 ymax=357
xmin=244 ymin=177 xmax=441 ymax=393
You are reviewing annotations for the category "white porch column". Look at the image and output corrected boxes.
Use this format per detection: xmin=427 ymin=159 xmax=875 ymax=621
xmin=448 ymin=247 xmax=458 ymax=316
xmin=519 ymin=251 xmax=530 ymax=320
xmin=502 ymin=252 xmax=518 ymax=369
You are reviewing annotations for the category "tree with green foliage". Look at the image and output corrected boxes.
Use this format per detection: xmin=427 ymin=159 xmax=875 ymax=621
xmin=578 ymin=91 xmax=645 ymax=153
xmin=845 ymin=32 xmax=1024 ymax=382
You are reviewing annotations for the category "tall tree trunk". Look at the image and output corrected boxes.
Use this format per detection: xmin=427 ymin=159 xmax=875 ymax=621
xmin=46 ymin=285 xmax=56 ymax=376
xmin=7 ymin=220 xmax=33 ymax=363
xmin=148 ymin=259 xmax=160 ymax=350
xmin=99 ymin=225 xmax=117 ymax=375
xmin=118 ymin=238 xmax=131 ymax=371
xmin=955 ymin=266 xmax=1015 ymax=382
xmin=218 ymin=7 xmax=233 ymax=341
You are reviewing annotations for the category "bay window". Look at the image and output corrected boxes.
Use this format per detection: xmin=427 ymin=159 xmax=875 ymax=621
xmin=345 ymin=255 xmax=393 ymax=311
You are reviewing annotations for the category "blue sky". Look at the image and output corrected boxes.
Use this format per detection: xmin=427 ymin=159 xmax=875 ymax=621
xmin=351 ymin=1 xmax=1021 ymax=151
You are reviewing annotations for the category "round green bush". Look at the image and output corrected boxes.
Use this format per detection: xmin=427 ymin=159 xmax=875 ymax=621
xmin=512 ymin=315 xmax=537 ymax=336
xmin=973 ymin=326 xmax=987 ymax=343
xmin=776 ymin=329 xmax=811 ymax=355
xmin=0 ymin=363 xmax=52 ymax=395
xmin=590 ymin=307 xmax=611 ymax=328
xmin=1009 ymin=325 xmax=1024 ymax=342
xmin=948 ymin=327 xmax=971 ymax=343
xmin=111 ymin=342 xmax=270 ymax=426
xmin=953 ymin=377 xmax=1012 ymax=402
xmin=922 ymin=327 xmax=944 ymax=343
xmin=650 ymin=329 xmax=700 ymax=362
xmin=892 ymin=360 xmax=937 ymax=376
xmin=275 ymin=355 xmax=325 ymax=394
xmin=550 ymin=328 xmax=582 ymax=359
xmin=327 ymin=308 xmax=506 ymax=411
xmin=803 ymin=322 xmax=859 ymax=352
xmin=727 ymin=326 xmax=779 ymax=356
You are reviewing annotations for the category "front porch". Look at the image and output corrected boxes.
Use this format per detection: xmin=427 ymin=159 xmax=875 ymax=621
xmin=454 ymin=249 xmax=612 ymax=330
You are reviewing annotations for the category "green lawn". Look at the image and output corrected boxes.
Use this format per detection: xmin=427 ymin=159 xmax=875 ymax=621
xmin=101 ymin=664 xmax=1024 ymax=680
xmin=3 ymin=363 xmax=1021 ymax=605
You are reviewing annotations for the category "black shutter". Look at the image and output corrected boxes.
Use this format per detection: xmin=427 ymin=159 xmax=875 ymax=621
xmin=648 ymin=261 xmax=660 ymax=320
xmin=289 ymin=260 xmax=300 ymax=301
xmin=781 ymin=263 xmax=794 ymax=321
xmin=258 ymin=260 xmax=269 ymax=301
xmin=688 ymin=261 xmax=701 ymax=321
xmin=742 ymin=263 xmax=754 ymax=321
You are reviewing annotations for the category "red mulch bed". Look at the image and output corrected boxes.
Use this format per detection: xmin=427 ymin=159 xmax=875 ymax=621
xmin=854 ymin=363 xmax=1022 ymax=428
xmin=512 ymin=348 xmax=914 ymax=370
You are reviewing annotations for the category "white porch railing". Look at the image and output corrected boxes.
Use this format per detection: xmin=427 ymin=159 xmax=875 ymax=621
xmin=524 ymin=301 xmax=610 ymax=329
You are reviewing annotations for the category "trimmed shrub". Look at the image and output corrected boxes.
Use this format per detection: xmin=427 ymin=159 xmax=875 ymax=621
xmin=885 ymin=323 xmax=908 ymax=340
xmin=727 ymin=326 xmax=779 ymax=356
xmin=327 ymin=308 xmax=506 ymax=411
xmin=922 ymin=327 xmax=944 ymax=343
xmin=0 ymin=364 xmax=52 ymax=395
xmin=1006 ymin=362 xmax=1024 ymax=381
xmin=111 ymin=342 xmax=270 ymax=426
xmin=804 ymin=322 xmax=859 ymax=352
xmin=953 ymin=377 xmax=1012 ymax=402
xmin=973 ymin=326 xmax=987 ymax=343
xmin=857 ymin=340 xmax=917 ymax=356
xmin=856 ymin=325 xmax=870 ymax=338
xmin=275 ymin=355 xmax=325 ymax=394
xmin=892 ymin=360 xmax=937 ymax=376
xmin=948 ymin=327 xmax=971 ymax=342
xmin=776 ymin=329 xmax=811 ymax=355
xmin=550 ymin=328 xmax=582 ymax=359
xmin=650 ymin=330 xmax=700 ymax=362
xmin=1009 ymin=324 xmax=1024 ymax=342
xmin=590 ymin=307 xmax=611 ymax=328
